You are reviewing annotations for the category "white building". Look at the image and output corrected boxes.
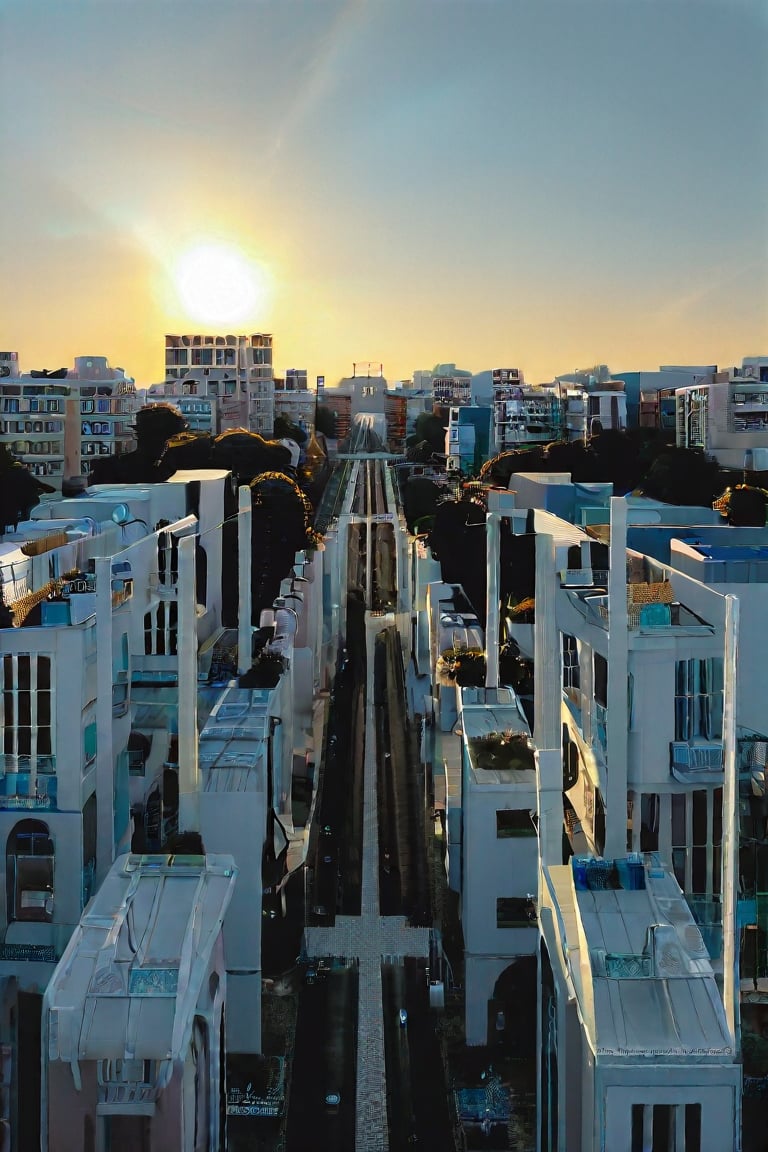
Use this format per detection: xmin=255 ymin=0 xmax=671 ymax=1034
xmin=561 ymin=382 xmax=627 ymax=441
xmin=539 ymin=854 xmax=739 ymax=1151
xmin=676 ymin=358 xmax=768 ymax=469
xmin=42 ymin=851 xmax=237 ymax=1152
xmin=458 ymin=693 xmax=538 ymax=1046
xmin=160 ymin=334 xmax=275 ymax=436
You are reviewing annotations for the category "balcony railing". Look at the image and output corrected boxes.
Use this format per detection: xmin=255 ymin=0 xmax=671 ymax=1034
xmin=0 ymin=942 xmax=59 ymax=963
xmin=0 ymin=754 xmax=56 ymax=775
xmin=685 ymin=897 xmax=723 ymax=961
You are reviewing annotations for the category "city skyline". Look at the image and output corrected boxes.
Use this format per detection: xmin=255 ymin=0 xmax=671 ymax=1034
xmin=1 ymin=0 xmax=766 ymax=387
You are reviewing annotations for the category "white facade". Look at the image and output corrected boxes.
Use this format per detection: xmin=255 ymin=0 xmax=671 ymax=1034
xmin=539 ymin=856 xmax=739 ymax=1152
xmin=42 ymin=851 xmax=237 ymax=1152
xmin=676 ymin=372 xmax=768 ymax=469
xmin=561 ymin=384 xmax=627 ymax=441
xmin=459 ymin=694 xmax=538 ymax=1045
xmin=162 ymin=334 xmax=275 ymax=436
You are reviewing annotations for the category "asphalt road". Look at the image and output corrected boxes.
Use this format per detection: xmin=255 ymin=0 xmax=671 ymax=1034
xmin=285 ymin=964 xmax=358 ymax=1152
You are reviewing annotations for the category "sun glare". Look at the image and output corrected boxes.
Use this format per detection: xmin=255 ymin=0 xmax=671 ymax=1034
xmin=173 ymin=243 xmax=268 ymax=325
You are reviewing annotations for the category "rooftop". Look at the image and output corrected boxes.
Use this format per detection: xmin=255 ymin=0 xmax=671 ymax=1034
xmin=544 ymin=857 xmax=734 ymax=1063
xmin=45 ymin=852 xmax=237 ymax=1064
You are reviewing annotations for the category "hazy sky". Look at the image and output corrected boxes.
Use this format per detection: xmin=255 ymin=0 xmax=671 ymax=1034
xmin=1 ymin=0 xmax=766 ymax=386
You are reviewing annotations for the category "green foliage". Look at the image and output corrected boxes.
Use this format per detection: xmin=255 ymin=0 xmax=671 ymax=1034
xmin=642 ymin=446 xmax=723 ymax=506
xmin=413 ymin=412 xmax=446 ymax=452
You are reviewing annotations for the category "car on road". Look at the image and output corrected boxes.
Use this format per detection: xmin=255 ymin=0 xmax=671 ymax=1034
xmin=325 ymin=1092 xmax=341 ymax=1113
xmin=399 ymin=1008 xmax=408 ymax=1027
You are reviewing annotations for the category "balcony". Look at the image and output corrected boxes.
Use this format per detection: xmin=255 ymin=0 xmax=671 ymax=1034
xmin=670 ymin=741 xmax=724 ymax=782
xmin=0 ymin=758 xmax=57 ymax=808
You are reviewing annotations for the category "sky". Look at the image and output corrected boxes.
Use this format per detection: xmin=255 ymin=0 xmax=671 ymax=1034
xmin=1 ymin=0 xmax=767 ymax=387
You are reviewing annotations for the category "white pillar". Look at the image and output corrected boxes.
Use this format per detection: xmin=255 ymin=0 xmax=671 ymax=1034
xmin=485 ymin=512 xmax=500 ymax=691
xmin=95 ymin=555 xmax=114 ymax=882
xmin=605 ymin=497 xmax=629 ymax=860
xmin=177 ymin=533 xmax=199 ymax=833
xmin=722 ymin=593 xmax=739 ymax=1050
xmin=534 ymin=533 xmax=563 ymax=868
xmin=534 ymin=533 xmax=559 ymax=749
xmin=237 ymin=484 xmax=252 ymax=675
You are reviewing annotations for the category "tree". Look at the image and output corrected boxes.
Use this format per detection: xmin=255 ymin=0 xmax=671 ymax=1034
xmin=315 ymin=406 xmax=337 ymax=438
xmin=273 ymin=415 xmax=308 ymax=446
xmin=642 ymin=447 xmax=723 ymax=506
xmin=412 ymin=413 xmax=446 ymax=452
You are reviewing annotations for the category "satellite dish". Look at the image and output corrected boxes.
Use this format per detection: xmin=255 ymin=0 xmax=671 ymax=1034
xmin=111 ymin=503 xmax=132 ymax=526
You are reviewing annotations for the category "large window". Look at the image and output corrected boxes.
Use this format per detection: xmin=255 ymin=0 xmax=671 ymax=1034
xmin=631 ymin=1102 xmax=701 ymax=1152
xmin=675 ymin=658 xmax=723 ymax=742
xmin=496 ymin=809 xmax=536 ymax=838
xmin=671 ymin=787 xmax=722 ymax=895
xmin=6 ymin=820 xmax=54 ymax=923
xmin=497 ymin=897 xmax=536 ymax=928
xmin=1 ymin=654 xmax=54 ymax=761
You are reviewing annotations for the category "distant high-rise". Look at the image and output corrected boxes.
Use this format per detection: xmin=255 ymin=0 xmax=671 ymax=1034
xmin=157 ymin=334 xmax=275 ymax=436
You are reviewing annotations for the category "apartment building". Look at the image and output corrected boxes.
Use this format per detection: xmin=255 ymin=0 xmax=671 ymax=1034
xmin=161 ymin=334 xmax=275 ymax=436
xmin=490 ymin=369 xmax=563 ymax=452
xmin=0 ymin=353 xmax=138 ymax=490
xmin=42 ymin=851 xmax=237 ymax=1152
xmin=676 ymin=358 xmax=768 ymax=469
xmin=445 ymin=404 xmax=493 ymax=475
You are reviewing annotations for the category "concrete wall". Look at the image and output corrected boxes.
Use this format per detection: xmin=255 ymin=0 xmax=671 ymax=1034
xmin=200 ymin=789 xmax=264 ymax=1053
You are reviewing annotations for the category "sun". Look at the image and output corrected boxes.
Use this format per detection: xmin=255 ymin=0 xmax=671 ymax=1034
xmin=173 ymin=242 xmax=268 ymax=325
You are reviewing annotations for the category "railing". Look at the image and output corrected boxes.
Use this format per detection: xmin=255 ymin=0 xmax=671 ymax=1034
xmin=685 ymin=897 xmax=723 ymax=960
xmin=0 ymin=790 xmax=55 ymax=811
xmin=603 ymin=953 xmax=652 ymax=979
xmin=0 ymin=754 xmax=56 ymax=775
xmin=0 ymin=942 xmax=59 ymax=963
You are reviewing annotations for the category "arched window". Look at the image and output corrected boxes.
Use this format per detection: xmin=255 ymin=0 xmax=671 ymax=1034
xmin=6 ymin=819 xmax=54 ymax=923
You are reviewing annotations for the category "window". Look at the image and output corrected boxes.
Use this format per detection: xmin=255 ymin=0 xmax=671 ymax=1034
xmin=593 ymin=653 xmax=608 ymax=708
xmin=84 ymin=722 xmax=97 ymax=766
xmin=671 ymin=788 xmax=721 ymax=895
xmin=562 ymin=634 xmax=580 ymax=690
xmin=496 ymin=897 xmax=536 ymax=927
xmin=6 ymin=820 xmax=54 ymax=923
xmin=675 ymin=658 xmax=723 ymax=741
xmin=496 ymin=809 xmax=536 ymax=838
xmin=1 ymin=654 xmax=54 ymax=760
xmin=630 ymin=1102 xmax=701 ymax=1152
xmin=127 ymin=732 xmax=151 ymax=777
